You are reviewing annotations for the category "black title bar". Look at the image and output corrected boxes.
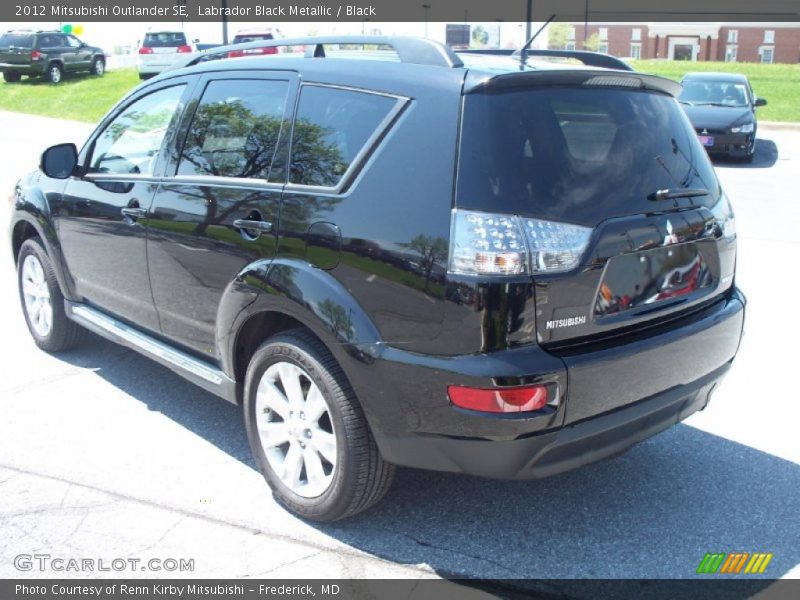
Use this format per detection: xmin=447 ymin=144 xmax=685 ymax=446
xmin=3 ymin=0 xmax=800 ymax=22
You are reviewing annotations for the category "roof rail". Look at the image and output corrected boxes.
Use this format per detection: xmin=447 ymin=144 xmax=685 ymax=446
xmin=177 ymin=36 xmax=464 ymax=70
xmin=459 ymin=48 xmax=634 ymax=71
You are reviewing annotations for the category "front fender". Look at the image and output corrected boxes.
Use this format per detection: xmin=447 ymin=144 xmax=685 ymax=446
xmin=10 ymin=176 xmax=77 ymax=300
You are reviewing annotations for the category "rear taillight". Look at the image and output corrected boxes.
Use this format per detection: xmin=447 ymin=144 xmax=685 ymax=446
xmin=30 ymin=50 xmax=42 ymax=61
xmin=448 ymin=209 xmax=592 ymax=276
xmin=177 ymin=45 xmax=192 ymax=53
xmin=227 ymin=49 xmax=244 ymax=58
xmin=138 ymin=46 xmax=153 ymax=54
xmin=448 ymin=385 xmax=548 ymax=413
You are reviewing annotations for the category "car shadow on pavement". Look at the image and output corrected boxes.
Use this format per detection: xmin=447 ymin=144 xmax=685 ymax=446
xmin=712 ymin=138 xmax=779 ymax=169
xmin=55 ymin=334 xmax=800 ymax=581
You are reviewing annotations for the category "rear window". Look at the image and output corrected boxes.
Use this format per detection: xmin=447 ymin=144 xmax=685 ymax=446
xmin=456 ymin=87 xmax=719 ymax=225
xmin=233 ymin=34 xmax=273 ymax=43
xmin=143 ymin=32 xmax=187 ymax=48
xmin=0 ymin=33 xmax=33 ymax=48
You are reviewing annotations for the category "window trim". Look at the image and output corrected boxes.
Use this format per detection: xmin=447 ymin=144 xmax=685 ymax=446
xmin=285 ymin=82 xmax=410 ymax=195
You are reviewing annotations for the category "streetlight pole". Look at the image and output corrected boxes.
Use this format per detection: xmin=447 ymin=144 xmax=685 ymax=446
xmin=221 ymin=0 xmax=229 ymax=44
xmin=526 ymin=0 xmax=532 ymax=41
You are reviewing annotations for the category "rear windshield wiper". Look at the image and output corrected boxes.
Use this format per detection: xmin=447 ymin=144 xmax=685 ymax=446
xmin=650 ymin=187 xmax=710 ymax=201
xmin=649 ymin=187 xmax=710 ymax=201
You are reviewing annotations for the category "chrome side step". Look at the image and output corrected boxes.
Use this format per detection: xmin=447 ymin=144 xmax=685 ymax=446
xmin=66 ymin=302 xmax=237 ymax=404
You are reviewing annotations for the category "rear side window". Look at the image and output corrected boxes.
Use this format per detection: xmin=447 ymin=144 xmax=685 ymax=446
xmin=457 ymin=87 xmax=719 ymax=225
xmin=90 ymin=85 xmax=185 ymax=176
xmin=144 ymin=32 xmax=187 ymax=47
xmin=178 ymin=79 xmax=289 ymax=180
xmin=37 ymin=34 xmax=59 ymax=48
xmin=289 ymin=85 xmax=397 ymax=188
xmin=0 ymin=33 xmax=33 ymax=48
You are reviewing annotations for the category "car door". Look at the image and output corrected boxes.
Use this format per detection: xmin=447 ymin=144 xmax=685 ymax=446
xmin=56 ymin=79 xmax=194 ymax=332
xmin=66 ymin=35 xmax=92 ymax=70
xmin=53 ymin=34 xmax=79 ymax=71
xmin=146 ymin=71 xmax=296 ymax=357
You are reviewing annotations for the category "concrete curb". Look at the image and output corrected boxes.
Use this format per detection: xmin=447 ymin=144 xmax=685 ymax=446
xmin=760 ymin=121 xmax=800 ymax=132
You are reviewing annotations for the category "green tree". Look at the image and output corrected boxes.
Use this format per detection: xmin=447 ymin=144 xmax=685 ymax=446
xmin=583 ymin=33 xmax=600 ymax=52
xmin=547 ymin=23 xmax=570 ymax=49
xmin=406 ymin=235 xmax=448 ymax=292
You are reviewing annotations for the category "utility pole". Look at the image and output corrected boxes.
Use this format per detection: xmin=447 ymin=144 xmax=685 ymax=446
xmin=221 ymin=0 xmax=229 ymax=44
xmin=526 ymin=0 xmax=532 ymax=41
xmin=422 ymin=4 xmax=431 ymax=38
xmin=583 ymin=0 xmax=589 ymax=48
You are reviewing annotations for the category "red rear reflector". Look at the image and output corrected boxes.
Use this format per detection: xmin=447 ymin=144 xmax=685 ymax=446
xmin=448 ymin=385 xmax=548 ymax=413
xmin=30 ymin=50 xmax=42 ymax=60
xmin=138 ymin=46 xmax=153 ymax=54
xmin=177 ymin=45 xmax=192 ymax=53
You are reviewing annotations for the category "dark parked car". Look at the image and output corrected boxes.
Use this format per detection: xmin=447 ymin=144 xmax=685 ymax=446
xmin=679 ymin=72 xmax=767 ymax=162
xmin=10 ymin=37 xmax=745 ymax=522
xmin=0 ymin=30 xmax=106 ymax=83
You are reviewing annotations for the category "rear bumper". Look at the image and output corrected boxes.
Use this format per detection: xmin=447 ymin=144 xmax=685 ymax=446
xmin=380 ymin=363 xmax=726 ymax=479
xmin=370 ymin=289 xmax=745 ymax=479
xmin=0 ymin=62 xmax=44 ymax=75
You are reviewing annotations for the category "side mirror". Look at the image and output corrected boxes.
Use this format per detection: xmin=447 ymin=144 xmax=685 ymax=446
xmin=40 ymin=143 xmax=78 ymax=179
xmin=754 ymin=98 xmax=767 ymax=107
xmin=193 ymin=38 xmax=200 ymax=44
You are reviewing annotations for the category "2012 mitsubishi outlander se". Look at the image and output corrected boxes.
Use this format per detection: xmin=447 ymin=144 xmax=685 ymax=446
xmin=10 ymin=37 xmax=745 ymax=522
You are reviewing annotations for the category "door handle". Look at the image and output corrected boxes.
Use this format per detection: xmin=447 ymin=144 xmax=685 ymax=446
xmin=233 ymin=219 xmax=273 ymax=233
xmin=121 ymin=207 xmax=148 ymax=220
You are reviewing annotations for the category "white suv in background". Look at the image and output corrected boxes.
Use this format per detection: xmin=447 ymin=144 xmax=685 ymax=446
xmin=137 ymin=31 xmax=197 ymax=79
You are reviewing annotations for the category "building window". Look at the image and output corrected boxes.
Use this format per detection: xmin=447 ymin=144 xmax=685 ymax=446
xmin=568 ymin=26 xmax=576 ymax=41
xmin=599 ymin=28 xmax=608 ymax=41
xmin=727 ymin=29 xmax=738 ymax=43
xmin=566 ymin=41 xmax=576 ymax=51
xmin=630 ymin=43 xmax=641 ymax=59
xmin=631 ymin=28 xmax=641 ymax=42
xmin=725 ymin=45 xmax=738 ymax=62
xmin=764 ymin=30 xmax=775 ymax=44
xmin=760 ymin=46 xmax=774 ymax=64
xmin=598 ymin=43 xmax=609 ymax=54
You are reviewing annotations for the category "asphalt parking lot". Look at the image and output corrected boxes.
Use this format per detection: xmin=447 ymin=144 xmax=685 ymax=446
xmin=1 ymin=110 xmax=799 ymax=584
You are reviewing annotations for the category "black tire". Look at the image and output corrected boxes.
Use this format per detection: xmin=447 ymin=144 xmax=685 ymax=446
xmin=46 ymin=62 xmax=63 ymax=84
xmin=17 ymin=238 xmax=85 ymax=352
xmin=90 ymin=57 xmax=105 ymax=76
xmin=3 ymin=71 xmax=21 ymax=83
xmin=243 ymin=329 xmax=394 ymax=522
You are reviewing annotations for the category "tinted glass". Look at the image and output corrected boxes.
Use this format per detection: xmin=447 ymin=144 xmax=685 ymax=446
xmin=66 ymin=35 xmax=82 ymax=49
xmin=457 ymin=87 xmax=719 ymax=226
xmin=37 ymin=35 xmax=57 ymax=48
xmin=143 ymin=32 xmax=187 ymax=47
xmin=0 ymin=33 xmax=33 ymax=47
xmin=90 ymin=85 xmax=185 ymax=176
xmin=178 ymin=79 xmax=288 ymax=179
xmin=290 ymin=86 xmax=396 ymax=187
xmin=233 ymin=34 xmax=273 ymax=43
xmin=680 ymin=81 xmax=750 ymax=108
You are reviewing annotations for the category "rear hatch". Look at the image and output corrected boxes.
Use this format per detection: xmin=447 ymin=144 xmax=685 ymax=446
xmin=140 ymin=32 xmax=191 ymax=64
xmin=0 ymin=32 xmax=34 ymax=66
xmin=455 ymin=69 xmax=737 ymax=348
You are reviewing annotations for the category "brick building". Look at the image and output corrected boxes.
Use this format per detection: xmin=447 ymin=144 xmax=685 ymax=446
xmin=559 ymin=23 xmax=800 ymax=63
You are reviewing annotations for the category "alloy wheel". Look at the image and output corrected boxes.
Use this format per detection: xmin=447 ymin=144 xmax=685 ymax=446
xmin=21 ymin=254 xmax=52 ymax=337
xmin=255 ymin=361 xmax=338 ymax=498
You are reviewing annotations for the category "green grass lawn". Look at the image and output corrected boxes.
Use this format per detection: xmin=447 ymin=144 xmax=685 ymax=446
xmin=631 ymin=60 xmax=800 ymax=122
xmin=0 ymin=68 xmax=140 ymax=123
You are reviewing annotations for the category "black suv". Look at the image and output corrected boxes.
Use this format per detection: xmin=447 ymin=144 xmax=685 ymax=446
xmin=0 ymin=30 xmax=106 ymax=83
xmin=10 ymin=37 xmax=745 ymax=522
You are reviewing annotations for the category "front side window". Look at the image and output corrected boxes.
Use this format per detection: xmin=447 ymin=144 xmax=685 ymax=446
xmin=66 ymin=35 xmax=82 ymax=49
xmin=178 ymin=79 xmax=289 ymax=180
xmin=89 ymin=85 xmax=185 ymax=176
xmin=289 ymin=85 xmax=397 ymax=188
